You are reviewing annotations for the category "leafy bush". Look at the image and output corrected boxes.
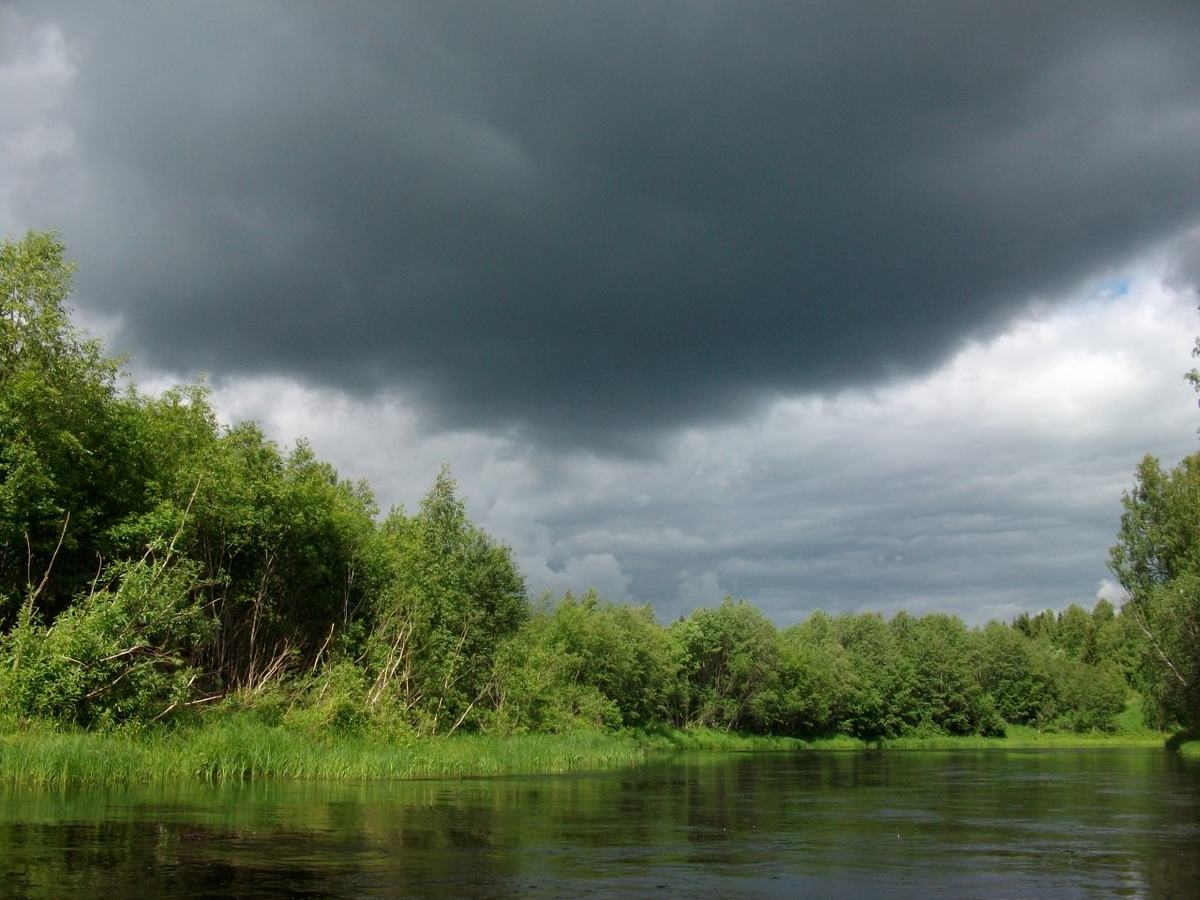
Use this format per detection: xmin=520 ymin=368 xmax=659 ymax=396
xmin=488 ymin=611 xmax=624 ymax=734
xmin=282 ymin=660 xmax=373 ymax=738
xmin=1050 ymin=658 xmax=1128 ymax=733
xmin=0 ymin=552 xmax=211 ymax=729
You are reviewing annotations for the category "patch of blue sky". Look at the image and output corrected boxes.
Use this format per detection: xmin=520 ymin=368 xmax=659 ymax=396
xmin=1087 ymin=275 xmax=1134 ymax=302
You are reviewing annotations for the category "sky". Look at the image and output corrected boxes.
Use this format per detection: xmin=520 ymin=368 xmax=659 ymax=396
xmin=3 ymin=1 xmax=1200 ymax=626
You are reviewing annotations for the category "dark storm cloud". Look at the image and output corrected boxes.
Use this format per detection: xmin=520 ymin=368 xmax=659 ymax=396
xmin=11 ymin=1 xmax=1200 ymax=445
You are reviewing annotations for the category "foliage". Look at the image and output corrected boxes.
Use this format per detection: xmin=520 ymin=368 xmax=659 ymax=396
xmin=891 ymin=612 xmax=1004 ymax=736
xmin=1110 ymin=453 xmax=1200 ymax=730
xmin=543 ymin=591 xmax=677 ymax=727
xmin=366 ymin=466 xmax=527 ymax=734
xmin=827 ymin=612 xmax=916 ymax=738
xmin=112 ymin=388 xmax=382 ymax=690
xmin=778 ymin=612 xmax=857 ymax=735
xmin=0 ymin=231 xmax=148 ymax=623
xmin=1050 ymin=658 xmax=1128 ymax=733
xmin=976 ymin=621 xmax=1054 ymax=726
xmin=489 ymin=608 xmax=623 ymax=733
xmin=1104 ymin=337 xmax=1200 ymax=733
xmin=489 ymin=591 xmax=676 ymax=732
xmin=671 ymin=597 xmax=785 ymax=731
xmin=0 ymin=551 xmax=212 ymax=729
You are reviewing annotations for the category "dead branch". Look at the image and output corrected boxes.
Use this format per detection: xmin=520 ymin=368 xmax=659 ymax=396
xmin=1131 ymin=600 xmax=1189 ymax=687
xmin=27 ymin=512 xmax=70 ymax=605
xmin=310 ymin=622 xmax=336 ymax=675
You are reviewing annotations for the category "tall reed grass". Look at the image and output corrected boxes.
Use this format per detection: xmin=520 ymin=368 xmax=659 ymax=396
xmin=0 ymin=718 xmax=646 ymax=787
xmin=0 ymin=717 xmax=1174 ymax=788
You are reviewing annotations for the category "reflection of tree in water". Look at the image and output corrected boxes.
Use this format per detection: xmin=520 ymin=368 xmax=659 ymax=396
xmin=171 ymin=802 xmax=527 ymax=899
xmin=2 ymin=821 xmax=154 ymax=899
xmin=0 ymin=819 xmax=336 ymax=899
xmin=1139 ymin=754 xmax=1200 ymax=900
xmin=0 ymin=794 xmax=530 ymax=900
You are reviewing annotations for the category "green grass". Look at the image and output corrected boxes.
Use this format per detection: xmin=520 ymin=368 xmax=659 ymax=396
xmin=873 ymin=728 xmax=1166 ymax=750
xmin=641 ymin=724 xmax=1169 ymax=753
xmin=0 ymin=719 xmax=647 ymax=787
xmin=638 ymin=726 xmax=816 ymax=752
xmin=0 ymin=700 xmax=1180 ymax=788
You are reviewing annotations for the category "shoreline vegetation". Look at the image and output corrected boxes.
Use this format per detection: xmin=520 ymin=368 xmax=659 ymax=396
xmin=0 ymin=716 xmax=1185 ymax=789
xmin=5 ymin=232 xmax=1200 ymax=789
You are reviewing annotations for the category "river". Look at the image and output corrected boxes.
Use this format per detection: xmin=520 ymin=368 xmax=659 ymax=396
xmin=1 ymin=748 xmax=1196 ymax=899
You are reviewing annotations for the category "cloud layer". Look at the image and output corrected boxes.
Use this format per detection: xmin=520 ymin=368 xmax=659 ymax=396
xmin=208 ymin=277 xmax=1200 ymax=625
xmin=5 ymin=2 xmax=1200 ymax=448
xmin=3 ymin=3 xmax=1200 ymax=623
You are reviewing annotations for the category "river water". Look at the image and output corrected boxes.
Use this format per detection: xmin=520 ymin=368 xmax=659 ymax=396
xmin=1 ymin=748 xmax=1196 ymax=899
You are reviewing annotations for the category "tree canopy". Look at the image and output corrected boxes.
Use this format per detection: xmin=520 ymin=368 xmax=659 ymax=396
xmin=1110 ymin=453 xmax=1200 ymax=730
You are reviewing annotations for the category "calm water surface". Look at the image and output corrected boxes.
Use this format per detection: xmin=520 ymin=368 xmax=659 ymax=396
xmin=1 ymin=749 xmax=1196 ymax=899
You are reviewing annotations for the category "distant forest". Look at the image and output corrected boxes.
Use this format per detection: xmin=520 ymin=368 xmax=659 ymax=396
xmin=2 ymin=231 xmax=1197 ymax=740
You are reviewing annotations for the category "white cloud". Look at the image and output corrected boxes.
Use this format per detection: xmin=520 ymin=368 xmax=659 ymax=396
xmin=1096 ymin=579 xmax=1129 ymax=605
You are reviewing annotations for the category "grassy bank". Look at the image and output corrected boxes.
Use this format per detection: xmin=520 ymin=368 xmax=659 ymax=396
xmin=0 ymin=716 xmax=1182 ymax=788
xmin=0 ymin=720 xmax=647 ymax=787
xmin=870 ymin=727 xmax=1167 ymax=750
xmin=641 ymin=724 xmax=1170 ymax=753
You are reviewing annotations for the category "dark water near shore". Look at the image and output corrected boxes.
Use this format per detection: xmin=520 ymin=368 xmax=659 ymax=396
xmin=1 ymin=749 xmax=1196 ymax=899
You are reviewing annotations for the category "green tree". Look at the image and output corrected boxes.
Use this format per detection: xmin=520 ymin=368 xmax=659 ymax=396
xmin=976 ymin=621 xmax=1055 ymax=726
xmin=778 ymin=611 xmax=858 ymax=735
xmin=0 ymin=550 xmax=212 ymax=729
xmin=542 ymin=590 xmax=676 ymax=728
xmin=1012 ymin=609 xmax=1058 ymax=642
xmin=488 ymin=606 xmax=621 ymax=733
xmin=891 ymin=612 xmax=1003 ymax=736
xmin=111 ymin=393 xmax=381 ymax=691
xmin=831 ymin=612 xmax=916 ymax=738
xmin=1090 ymin=599 xmax=1143 ymax=687
xmin=1049 ymin=655 xmax=1127 ymax=733
xmin=1053 ymin=604 xmax=1093 ymax=661
xmin=671 ymin=597 xmax=783 ymax=731
xmin=487 ymin=591 xmax=678 ymax=733
xmin=1109 ymin=452 xmax=1200 ymax=731
xmin=368 ymin=466 xmax=527 ymax=734
xmin=0 ymin=231 xmax=148 ymax=623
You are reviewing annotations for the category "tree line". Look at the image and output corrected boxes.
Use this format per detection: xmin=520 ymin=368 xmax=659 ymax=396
xmin=1 ymin=230 xmax=1195 ymax=739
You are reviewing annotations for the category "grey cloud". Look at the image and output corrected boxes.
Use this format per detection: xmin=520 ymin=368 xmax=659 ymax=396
xmin=6 ymin=1 xmax=1200 ymax=449
xmin=1166 ymin=225 xmax=1200 ymax=295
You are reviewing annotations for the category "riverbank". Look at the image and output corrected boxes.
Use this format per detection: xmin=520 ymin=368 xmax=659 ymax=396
xmin=642 ymin=724 xmax=1170 ymax=752
xmin=0 ymin=717 xmax=1182 ymax=787
xmin=0 ymin=721 xmax=646 ymax=787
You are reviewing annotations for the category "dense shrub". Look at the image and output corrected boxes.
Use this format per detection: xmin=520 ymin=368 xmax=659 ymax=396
xmin=0 ymin=553 xmax=211 ymax=729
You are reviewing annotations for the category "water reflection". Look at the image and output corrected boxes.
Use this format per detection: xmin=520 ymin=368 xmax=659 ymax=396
xmin=1 ymin=749 xmax=1196 ymax=899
